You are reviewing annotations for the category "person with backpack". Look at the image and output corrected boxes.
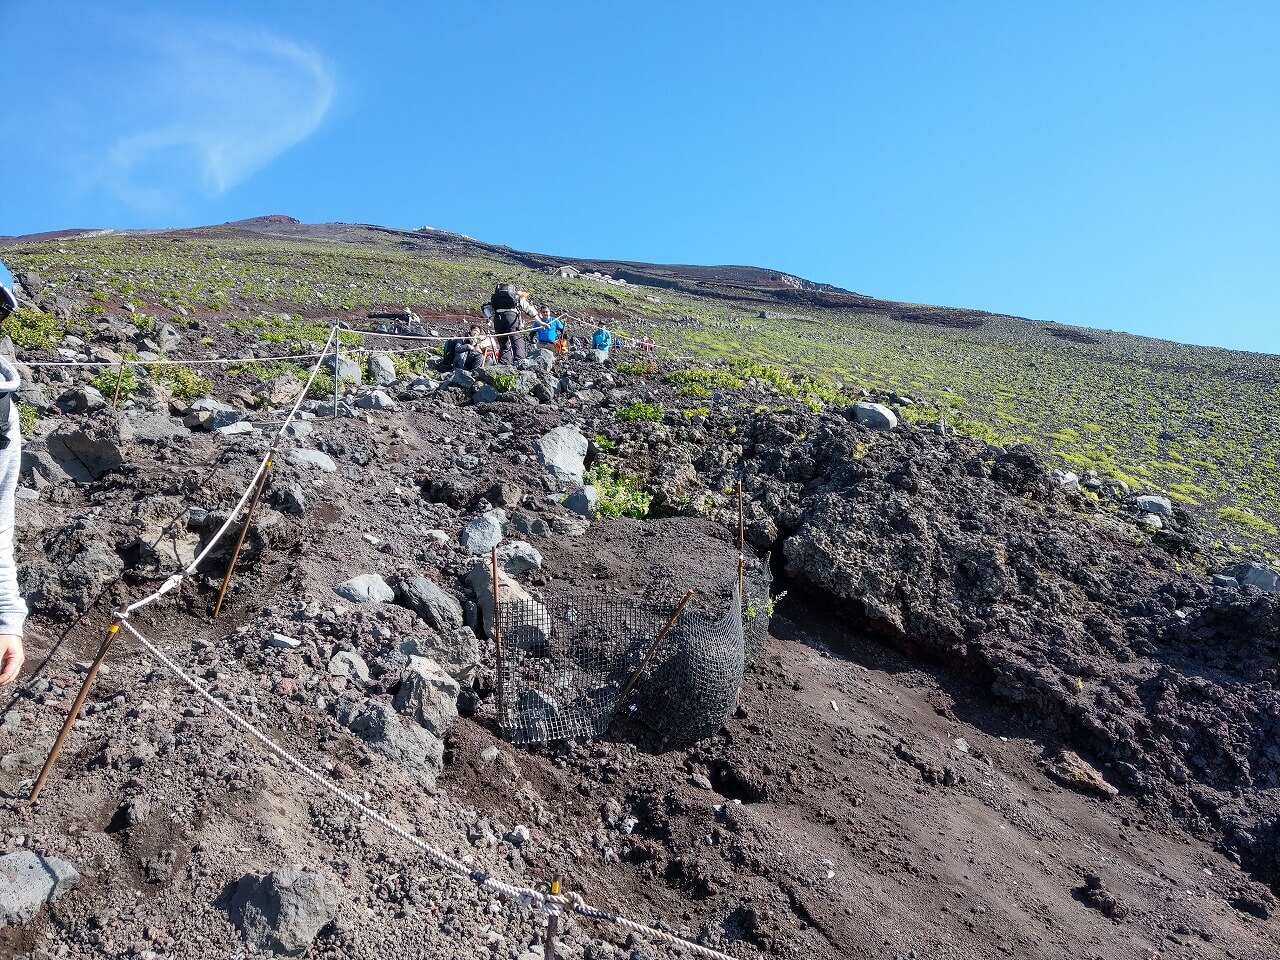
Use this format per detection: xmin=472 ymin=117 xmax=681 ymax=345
xmin=0 ymin=259 xmax=27 ymax=686
xmin=481 ymin=282 xmax=538 ymax=365
xmin=453 ymin=323 xmax=497 ymax=372
xmin=591 ymin=319 xmax=613 ymax=362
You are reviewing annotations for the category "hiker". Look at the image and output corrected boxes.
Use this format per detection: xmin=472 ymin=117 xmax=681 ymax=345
xmin=481 ymin=282 xmax=538 ymax=365
xmin=453 ymin=324 xmax=496 ymax=372
xmin=591 ymin=319 xmax=613 ymax=362
xmin=0 ymin=259 xmax=27 ymax=686
xmin=531 ymin=306 xmax=564 ymax=352
xmin=639 ymin=335 xmax=656 ymax=352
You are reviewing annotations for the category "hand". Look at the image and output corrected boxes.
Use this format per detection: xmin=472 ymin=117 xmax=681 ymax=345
xmin=0 ymin=634 xmax=24 ymax=685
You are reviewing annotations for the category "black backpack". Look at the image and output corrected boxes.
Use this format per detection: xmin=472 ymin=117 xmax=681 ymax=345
xmin=491 ymin=283 xmax=519 ymax=312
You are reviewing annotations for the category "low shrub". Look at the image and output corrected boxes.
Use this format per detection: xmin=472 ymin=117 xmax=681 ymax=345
xmin=17 ymin=399 xmax=38 ymax=436
xmin=617 ymin=360 xmax=657 ymax=376
xmin=1219 ymin=507 xmax=1279 ymax=536
xmin=618 ymin=401 xmax=664 ymax=422
xmin=149 ymin=364 xmax=212 ymax=402
xmin=584 ymin=463 xmax=652 ymax=519
xmin=91 ymin=366 xmax=138 ymax=401
xmin=2 ymin=307 xmax=62 ymax=349
xmin=490 ymin=371 xmax=519 ymax=392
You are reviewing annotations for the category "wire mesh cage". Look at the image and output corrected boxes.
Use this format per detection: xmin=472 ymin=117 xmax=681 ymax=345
xmin=496 ymin=566 xmax=772 ymax=748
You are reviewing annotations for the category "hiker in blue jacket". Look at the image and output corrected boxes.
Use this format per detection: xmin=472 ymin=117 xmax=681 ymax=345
xmin=0 ymin=259 xmax=27 ymax=685
xmin=531 ymin=306 xmax=564 ymax=350
xmin=591 ymin=319 xmax=612 ymax=362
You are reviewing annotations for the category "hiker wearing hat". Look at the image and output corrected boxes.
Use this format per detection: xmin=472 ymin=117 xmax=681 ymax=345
xmin=0 ymin=259 xmax=27 ymax=685
xmin=481 ymin=282 xmax=538 ymax=365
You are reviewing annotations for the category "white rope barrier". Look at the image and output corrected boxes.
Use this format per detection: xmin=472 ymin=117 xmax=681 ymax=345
xmin=117 ymin=619 xmax=739 ymax=960
xmin=123 ymin=325 xmax=338 ymax=617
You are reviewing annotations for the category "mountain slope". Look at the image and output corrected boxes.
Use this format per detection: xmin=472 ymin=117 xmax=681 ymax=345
xmin=2 ymin=218 xmax=1278 ymax=557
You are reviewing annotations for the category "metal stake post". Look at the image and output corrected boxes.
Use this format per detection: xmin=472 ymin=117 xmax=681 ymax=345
xmin=212 ymin=460 xmax=272 ymax=619
xmin=28 ymin=617 xmax=122 ymax=803
xmin=612 ymin=590 xmax=694 ymax=721
xmin=111 ymin=361 xmax=127 ymax=405
xmin=545 ymin=875 xmax=564 ymax=960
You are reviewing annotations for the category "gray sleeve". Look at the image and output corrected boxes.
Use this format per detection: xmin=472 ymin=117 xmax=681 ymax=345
xmin=0 ymin=402 xmax=28 ymax=636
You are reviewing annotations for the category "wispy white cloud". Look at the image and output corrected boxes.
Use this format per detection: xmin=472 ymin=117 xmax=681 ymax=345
xmin=82 ymin=19 xmax=335 ymax=213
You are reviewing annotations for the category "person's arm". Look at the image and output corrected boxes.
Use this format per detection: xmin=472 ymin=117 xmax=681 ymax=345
xmin=0 ymin=399 xmax=27 ymax=685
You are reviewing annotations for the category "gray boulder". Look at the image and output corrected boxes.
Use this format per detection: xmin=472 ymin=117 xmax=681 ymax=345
xmin=334 ymin=574 xmax=395 ymax=603
xmin=473 ymin=384 xmax=501 ymax=405
xmin=851 ymin=402 xmax=898 ymax=431
xmin=1051 ymin=469 xmax=1081 ymax=494
xmin=393 ymin=655 xmax=460 ymax=737
xmin=0 ymin=851 xmax=80 ymax=927
xmin=497 ymin=540 xmax=543 ymax=575
xmin=328 ymin=651 xmax=370 ymax=684
xmin=1226 ymin=562 xmax=1279 ymax=594
xmin=44 ymin=421 xmax=127 ymax=482
xmin=127 ymin=412 xmax=186 ymax=444
xmin=288 ymin=449 xmax=337 ymax=473
xmin=225 ymin=868 xmax=340 ymax=956
xmin=447 ymin=368 xmax=475 ymax=390
xmin=354 ymin=389 xmax=396 ymax=411
xmin=257 ymin=372 xmax=303 ymax=407
xmin=55 ymin=385 xmax=107 ymax=414
xmin=536 ymin=425 xmax=588 ymax=486
xmin=465 ymin=560 xmax=547 ymax=642
xmin=396 ymin=576 xmax=464 ymax=631
xmin=564 ymin=486 xmax=599 ymax=518
xmin=1136 ymin=495 xmax=1173 ymax=516
xmin=400 ymin=629 xmax=482 ymax=681
xmin=367 ymin=353 xmax=398 ymax=386
xmin=460 ymin=510 xmax=505 ymax=554
xmin=324 ymin=354 xmax=362 ymax=383
xmin=338 ymin=700 xmax=443 ymax=784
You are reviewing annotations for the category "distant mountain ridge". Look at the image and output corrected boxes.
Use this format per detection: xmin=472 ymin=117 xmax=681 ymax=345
xmin=7 ymin=215 xmax=1010 ymax=328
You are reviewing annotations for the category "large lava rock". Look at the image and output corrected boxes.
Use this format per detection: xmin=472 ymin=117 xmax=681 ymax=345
xmin=536 ymin=425 xmax=588 ymax=486
xmin=0 ymin=851 xmax=80 ymax=927
xmin=224 ymin=867 xmax=340 ymax=956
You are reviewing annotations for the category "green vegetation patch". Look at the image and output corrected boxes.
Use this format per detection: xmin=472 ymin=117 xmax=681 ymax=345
xmin=618 ymin=401 xmax=664 ymax=422
xmin=584 ymin=463 xmax=652 ymax=518
xmin=2 ymin=307 xmax=63 ymax=349
xmin=149 ymin=364 xmax=212 ymax=402
xmin=91 ymin=366 xmax=138 ymax=400
xmin=1219 ymin=507 xmax=1279 ymax=537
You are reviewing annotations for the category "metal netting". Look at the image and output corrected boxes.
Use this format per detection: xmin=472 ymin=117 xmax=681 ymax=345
xmin=496 ymin=567 xmax=771 ymax=748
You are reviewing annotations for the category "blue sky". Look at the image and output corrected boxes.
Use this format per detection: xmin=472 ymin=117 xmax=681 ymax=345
xmin=4 ymin=2 xmax=1278 ymax=353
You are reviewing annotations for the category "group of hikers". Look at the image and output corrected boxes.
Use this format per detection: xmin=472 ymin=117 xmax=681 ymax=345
xmin=448 ymin=282 xmax=655 ymax=372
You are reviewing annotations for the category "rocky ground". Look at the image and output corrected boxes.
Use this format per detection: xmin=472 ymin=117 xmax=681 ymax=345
xmin=1 ymin=295 xmax=1279 ymax=959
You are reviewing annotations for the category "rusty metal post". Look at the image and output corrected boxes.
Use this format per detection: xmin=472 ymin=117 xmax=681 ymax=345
xmin=491 ymin=547 xmax=505 ymax=728
xmin=612 ymin=590 xmax=694 ymax=721
xmin=111 ymin=361 xmax=127 ymax=405
xmin=212 ymin=460 xmax=273 ymax=619
xmin=545 ymin=875 xmax=564 ymax=960
xmin=28 ymin=617 xmax=122 ymax=803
